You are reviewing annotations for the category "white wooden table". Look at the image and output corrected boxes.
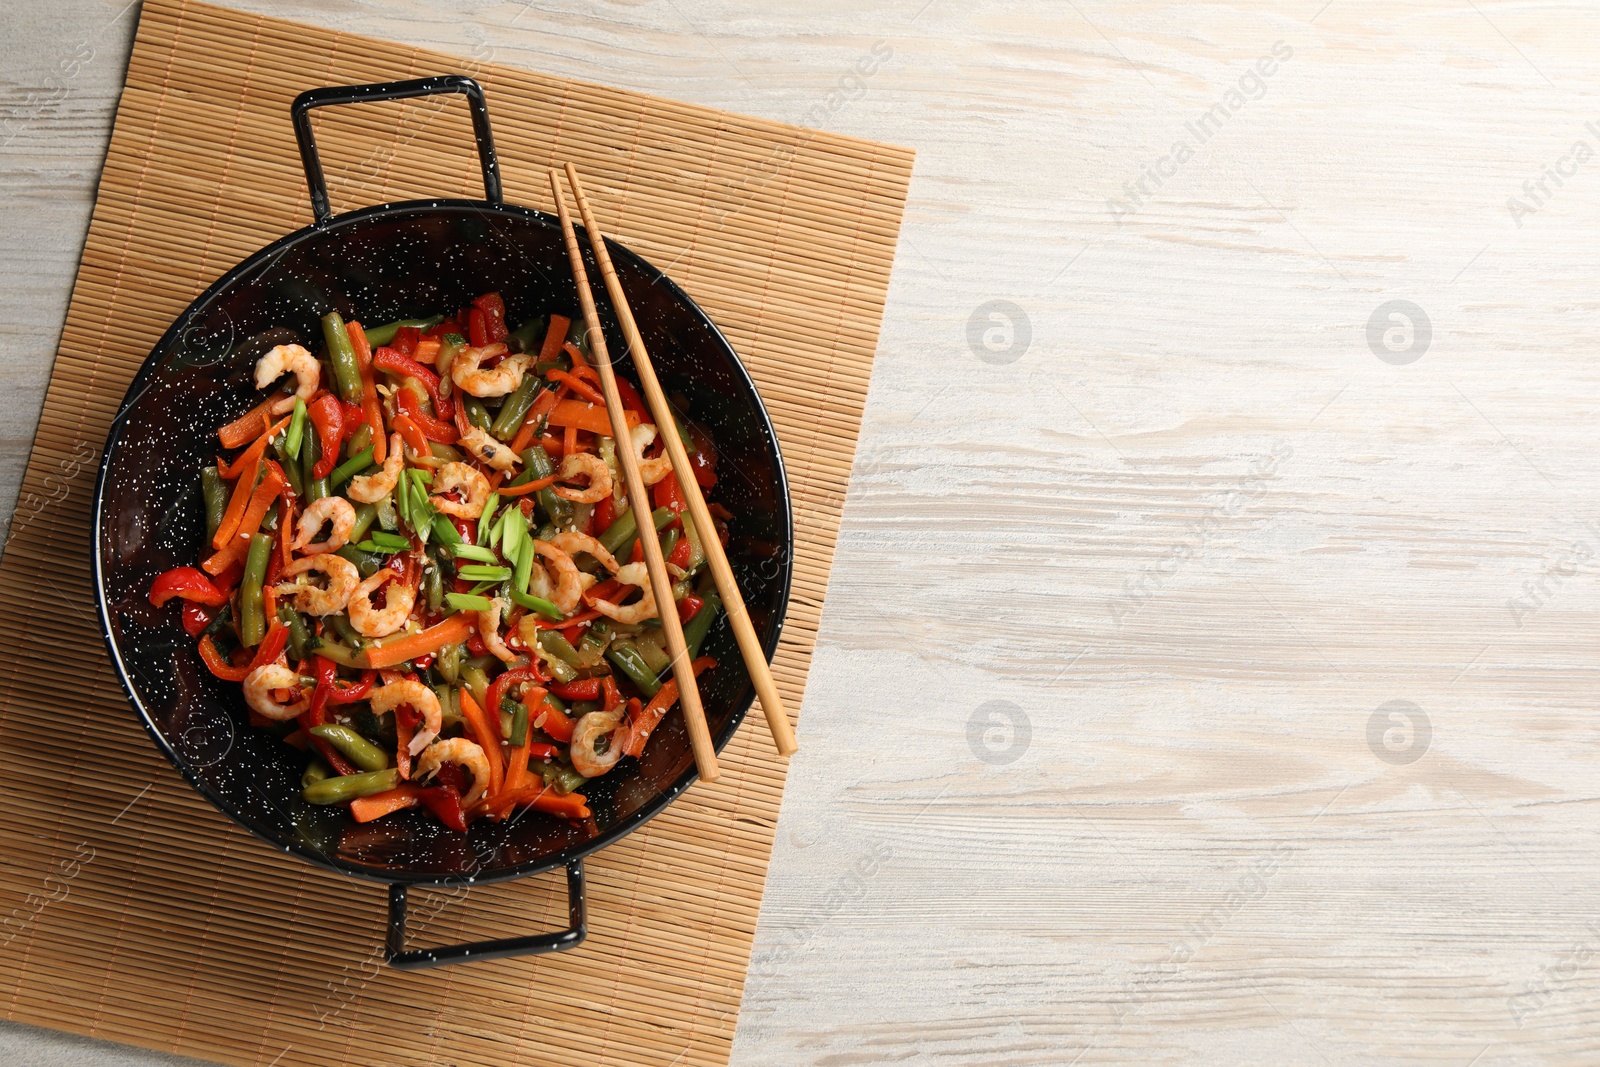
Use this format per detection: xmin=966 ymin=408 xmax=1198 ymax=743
xmin=6 ymin=1 xmax=1600 ymax=1063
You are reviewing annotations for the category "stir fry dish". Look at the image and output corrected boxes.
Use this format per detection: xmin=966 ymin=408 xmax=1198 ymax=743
xmin=147 ymin=293 xmax=728 ymax=831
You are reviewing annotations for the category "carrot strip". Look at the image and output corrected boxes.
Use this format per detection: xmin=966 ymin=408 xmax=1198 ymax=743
xmin=350 ymin=786 xmax=424 ymax=823
xmin=457 ymin=688 xmax=505 ymax=798
xmin=365 ymin=613 xmax=475 ymax=669
xmin=562 ymin=342 xmax=591 ymax=375
xmin=546 ymin=368 xmax=605 ymax=406
xmin=496 ymin=473 xmax=560 ymax=497
xmin=218 ymin=414 xmax=292 ymax=479
xmin=391 ymin=413 xmax=429 ymax=457
xmin=217 ymin=396 xmax=279 ymax=450
xmin=622 ymin=657 xmax=716 ymax=758
xmin=484 ymin=784 xmax=590 ymax=821
xmin=414 ymin=337 xmax=441 ymax=366
xmin=539 ymin=315 xmax=571 ymax=362
xmin=201 ymin=537 xmax=247 ymax=576
xmin=546 ymin=399 xmax=640 ymax=437
xmin=563 ymin=423 xmax=577 ymax=461
xmin=506 ymin=389 xmax=561 ymax=455
xmin=232 ymin=464 xmax=287 ymax=544
xmin=349 ymin=321 xmax=386 ymax=464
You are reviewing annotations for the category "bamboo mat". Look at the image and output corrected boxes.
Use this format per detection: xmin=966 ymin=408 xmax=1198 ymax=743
xmin=0 ymin=1 xmax=911 ymax=1064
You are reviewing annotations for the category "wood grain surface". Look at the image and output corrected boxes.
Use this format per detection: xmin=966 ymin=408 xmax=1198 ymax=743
xmin=4 ymin=1 xmax=1599 ymax=1065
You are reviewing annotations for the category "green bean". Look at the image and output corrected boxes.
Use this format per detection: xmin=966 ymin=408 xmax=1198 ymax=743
xmin=335 ymin=544 xmax=382 ymax=579
xmin=284 ymin=396 xmax=307 ymax=459
xmin=607 ymin=640 xmax=663 ymax=697
xmin=507 ymin=316 xmax=546 ymax=354
xmin=464 ymin=396 xmax=491 ymax=431
xmin=346 ymin=422 xmax=373 ymax=457
xmin=539 ymin=631 xmax=584 ymax=666
xmin=303 ymin=768 xmax=400 ymax=805
xmin=490 ymin=375 xmax=540 ymax=440
xmin=683 ymin=578 xmax=722 ymax=660
xmin=302 ymin=759 xmax=332 ymax=789
xmin=509 ymin=702 xmax=530 ymax=747
xmin=321 ymin=312 xmax=364 ymax=403
xmin=308 ymin=725 xmax=389 ymax=773
xmin=544 ymin=691 xmax=569 ymax=713
xmin=329 ymin=446 xmax=374 ymax=487
xmin=429 ymin=441 xmax=465 ymax=463
xmin=200 ymin=465 xmax=227 ymax=541
xmin=542 ymin=763 xmax=588 ymax=795
xmin=521 ymin=445 xmax=572 ymax=528
xmin=436 ymin=642 xmax=463 ymax=685
xmin=273 ymin=434 xmax=305 ymax=496
xmin=276 ymin=604 xmax=320 ymax=660
xmin=350 ymin=502 xmax=378 ymax=544
xmin=598 ymin=505 xmax=674 ymax=557
xmin=362 ymin=315 xmax=444 ymax=348
xmin=460 ymin=665 xmax=490 ymax=710
xmin=300 ymin=409 xmax=320 ymax=487
xmin=326 ymin=612 xmax=367 ymax=651
xmin=238 ymin=532 xmax=273 ymax=647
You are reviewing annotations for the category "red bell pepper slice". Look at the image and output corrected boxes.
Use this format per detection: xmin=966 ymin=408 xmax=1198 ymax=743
xmin=592 ymin=495 xmax=616 ymax=538
xmin=667 ymin=534 xmax=692 ymax=569
xmin=473 ymin=291 xmax=508 ymax=344
xmin=371 ymin=345 xmax=454 ymax=421
xmin=418 ymin=783 xmax=468 ymax=831
xmin=654 ymin=470 xmax=688 ymax=515
xmin=337 ymin=399 xmax=366 ymax=442
xmin=467 ymin=308 xmax=489 ymax=347
xmin=677 ymin=593 xmax=704 ymax=624
xmin=487 ymin=666 xmax=546 ymax=718
xmin=612 ymin=375 xmax=649 ymax=418
xmin=181 ymin=602 xmax=214 ymax=637
xmin=307 ymin=394 xmax=343 ymax=478
xmin=549 ymin=678 xmax=601 ymax=702
xmin=396 ymin=388 xmax=458 ymax=444
xmin=148 ymin=566 xmax=229 ymax=608
xmin=393 ymin=325 xmax=422 ymax=357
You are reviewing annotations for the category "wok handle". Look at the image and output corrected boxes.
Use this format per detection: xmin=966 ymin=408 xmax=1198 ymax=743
xmin=290 ymin=74 xmax=503 ymax=225
xmin=384 ymin=859 xmax=586 ymax=970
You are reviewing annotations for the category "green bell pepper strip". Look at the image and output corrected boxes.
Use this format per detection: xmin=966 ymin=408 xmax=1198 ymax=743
xmin=538 ymin=630 xmax=584 ymax=666
xmin=313 ymin=639 xmax=366 ymax=670
xmin=436 ymin=641 xmax=463 ymax=685
xmin=303 ymin=768 xmax=400 ymax=805
xmin=321 ymin=312 xmax=364 ymax=404
xmin=308 ymin=725 xmax=389 ymax=773
xmin=542 ymin=763 xmax=589 ymax=795
xmin=459 ymin=665 xmax=490 ymax=710
xmin=362 ymin=315 xmax=444 ymax=348
xmin=199 ymin=465 xmax=227 ymax=542
xmin=238 ymin=532 xmax=274 ymax=647
xmin=424 ymin=555 xmax=445 ymax=615
xmin=284 ymin=396 xmax=307 ymax=459
xmin=598 ymin=506 xmax=674 ymax=557
xmin=329 ymin=446 xmax=374 ymax=487
xmin=607 ymin=640 xmax=663 ymax=697
xmin=489 ymin=374 xmax=540 ymax=440
xmin=436 ymin=333 xmax=466 ymax=399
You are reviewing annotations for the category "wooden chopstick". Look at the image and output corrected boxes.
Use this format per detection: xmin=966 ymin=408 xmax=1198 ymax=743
xmin=546 ymin=169 xmax=721 ymax=783
xmin=562 ymin=162 xmax=799 ymax=758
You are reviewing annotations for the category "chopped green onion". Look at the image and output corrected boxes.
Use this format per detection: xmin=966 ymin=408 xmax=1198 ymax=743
xmin=449 ymin=543 xmax=500 ymax=564
xmin=284 ymin=396 xmax=307 ymax=459
xmin=500 ymin=504 xmax=523 ymax=560
xmin=510 ymin=589 xmax=564 ymax=619
xmin=352 ymin=540 xmax=398 ymax=555
xmin=513 ymin=535 xmax=534 ymax=596
xmin=431 ymin=513 xmax=462 ymax=546
xmin=457 ymin=564 xmax=513 ymax=582
xmin=445 ymin=592 xmax=493 ymax=612
xmin=478 ymin=493 xmax=501 ymax=544
xmin=368 ymin=531 xmax=410 ymax=551
xmin=468 ymin=580 xmax=500 ymax=595
xmin=410 ymin=467 xmax=433 ymax=489
xmin=329 ymin=446 xmax=375 ymax=486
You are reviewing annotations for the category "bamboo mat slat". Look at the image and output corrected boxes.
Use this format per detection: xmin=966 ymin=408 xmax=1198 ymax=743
xmin=0 ymin=1 xmax=911 ymax=1064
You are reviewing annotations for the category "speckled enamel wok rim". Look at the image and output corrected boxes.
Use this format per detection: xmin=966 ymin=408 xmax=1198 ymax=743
xmin=86 ymin=76 xmax=793 ymax=966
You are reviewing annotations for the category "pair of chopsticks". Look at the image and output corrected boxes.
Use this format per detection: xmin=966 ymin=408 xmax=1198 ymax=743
xmin=547 ymin=164 xmax=798 ymax=783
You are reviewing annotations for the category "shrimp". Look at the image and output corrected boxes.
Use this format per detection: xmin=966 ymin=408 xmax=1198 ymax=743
xmin=273 ymin=553 xmax=360 ymax=616
xmin=457 ymin=425 xmax=520 ymax=472
xmin=430 ymin=461 xmax=493 ymax=519
xmin=291 ymin=496 xmax=356 ymax=555
xmin=369 ymin=679 xmax=444 ymax=756
xmin=347 ymin=567 xmax=418 ymax=638
xmin=347 ymin=433 xmax=404 ymax=503
xmin=553 ymin=451 xmax=613 ymax=504
xmin=569 ymin=708 xmax=626 ymax=778
xmin=549 ymin=531 xmax=621 ymax=574
xmin=242 ymin=658 xmax=309 ymax=720
xmin=416 ymin=738 xmax=492 ymax=805
xmin=450 ymin=343 xmax=528 ymax=397
xmin=592 ymin=561 xmax=660 ymax=625
xmin=628 ymin=424 xmax=674 ymax=487
xmin=532 ymin=540 xmax=585 ymax=613
xmin=477 ymin=597 xmax=517 ymax=663
xmin=255 ymin=344 xmax=320 ymax=414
